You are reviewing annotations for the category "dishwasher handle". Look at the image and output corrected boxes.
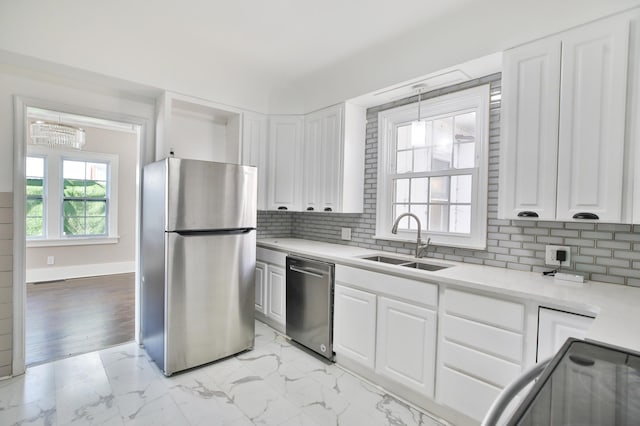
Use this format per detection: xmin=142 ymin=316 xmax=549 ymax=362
xmin=289 ymin=265 xmax=326 ymax=279
xmin=482 ymin=357 xmax=552 ymax=426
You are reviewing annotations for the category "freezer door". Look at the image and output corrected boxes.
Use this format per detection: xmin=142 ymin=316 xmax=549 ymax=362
xmin=166 ymin=158 xmax=257 ymax=231
xmin=165 ymin=230 xmax=256 ymax=375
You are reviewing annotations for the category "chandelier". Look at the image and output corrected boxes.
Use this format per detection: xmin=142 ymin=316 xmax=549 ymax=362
xmin=29 ymin=120 xmax=86 ymax=150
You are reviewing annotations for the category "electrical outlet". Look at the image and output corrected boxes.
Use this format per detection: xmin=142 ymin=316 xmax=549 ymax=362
xmin=341 ymin=228 xmax=352 ymax=241
xmin=545 ymin=245 xmax=571 ymax=266
xmin=47 ymin=256 xmax=55 ymax=265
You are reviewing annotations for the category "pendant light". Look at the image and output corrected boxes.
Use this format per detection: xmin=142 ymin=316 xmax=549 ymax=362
xmin=30 ymin=118 xmax=86 ymax=150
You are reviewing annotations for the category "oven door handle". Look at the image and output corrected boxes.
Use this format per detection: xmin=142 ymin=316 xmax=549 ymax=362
xmin=289 ymin=265 xmax=325 ymax=279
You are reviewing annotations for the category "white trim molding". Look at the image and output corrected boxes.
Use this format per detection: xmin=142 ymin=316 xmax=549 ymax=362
xmin=26 ymin=261 xmax=135 ymax=283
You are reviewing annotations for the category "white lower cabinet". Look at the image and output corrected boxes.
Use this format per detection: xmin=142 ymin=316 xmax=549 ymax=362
xmin=255 ymin=261 xmax=267 ymax=315
xmin=537 ymin=307 xmax=595 ymax=361
xmin=436 ymin=288 xmax=526 ymax=422
xmin=376 ymin=296 xmax=436 ymax=398
xmin=255 ymin=248 xmax=287 ymax=332
xmin=334 ymin=284 xmax=377 ymax=369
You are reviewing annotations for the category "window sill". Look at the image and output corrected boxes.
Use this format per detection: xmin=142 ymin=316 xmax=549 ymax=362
xmin=373 ymin=233 xmax=486 ymax=250
xmin=27 ymin=236 xmax=120 ymax=248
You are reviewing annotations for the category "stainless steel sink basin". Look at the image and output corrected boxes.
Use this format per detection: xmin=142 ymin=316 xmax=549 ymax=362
xmin=401 ymin=262 xmax=449 ymax=272
xmin=360 ymin=255 xmax=410 ymax=265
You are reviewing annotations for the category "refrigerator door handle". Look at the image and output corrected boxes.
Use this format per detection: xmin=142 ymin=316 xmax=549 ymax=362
xmin=175 ymin=228 xmax=254 ymax=236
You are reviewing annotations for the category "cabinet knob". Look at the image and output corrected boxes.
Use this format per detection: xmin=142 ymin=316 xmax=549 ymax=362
xmin=517 ymin=211 xmax=539 ymax=218
xmin=572 ymin=212 xmax=599 ymax=220
xmin=306 ymin=207 xmax=314 ymax=211
xmin=324 ymin=207 xmax=333 ymax=212
xmin=277 ymin=206 xmax=288 ymax=211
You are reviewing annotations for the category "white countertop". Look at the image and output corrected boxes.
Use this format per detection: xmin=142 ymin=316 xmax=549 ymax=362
xmin=258 ymin=238 xmax=640 ymax=353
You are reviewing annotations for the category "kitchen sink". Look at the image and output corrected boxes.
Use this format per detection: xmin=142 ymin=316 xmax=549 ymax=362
xmin=401 ymin=262 xmax=449 ymax=272
xmin=360 ymin=255 xmax=410 ymax=265
xmin=360 ymin=255 xmax=451 ymax=271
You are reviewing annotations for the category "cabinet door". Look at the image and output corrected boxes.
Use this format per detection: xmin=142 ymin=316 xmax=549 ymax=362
xmin=319 ymin=104 xmax=343 ymax=212
xmin=376 ymin=297 xmax=436 ymax=397
xmin=556 ymin=15 xmax=630 ymax=222
xmin=499 ymin=37 xmax=561 ymax=220
xmin=537 ymin=307 xmax=594 ymax=361
xmin=242 ymin=112 xmax=268 ymax=210
xmin=334 ymin=284 xmax=377 ymax=369
xmin=268 ymin=116 xmax=303 ymax=211
xmin=267 ymin=265 xmax=286 ymax=326
xmin=255 ymin=261 xmax=267 ymax=315
xmin=302 ymin=113 xmax=322 ymax=211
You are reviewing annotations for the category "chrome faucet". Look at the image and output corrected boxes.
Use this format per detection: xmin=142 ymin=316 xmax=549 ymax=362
xmin=391 ymin=212 xmax=431 ymax=258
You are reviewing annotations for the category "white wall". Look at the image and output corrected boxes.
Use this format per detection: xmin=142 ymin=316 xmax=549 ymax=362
xmin=26 ymin=126 xmax=138 ymax=282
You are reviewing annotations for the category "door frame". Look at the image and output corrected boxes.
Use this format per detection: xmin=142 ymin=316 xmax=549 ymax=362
xmin=12 ymin=95 xmax=153 ymax=375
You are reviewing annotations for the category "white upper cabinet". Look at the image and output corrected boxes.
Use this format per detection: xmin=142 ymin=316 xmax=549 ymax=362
xmin=499 ymin=37 xmax=561 ymax=220
xmin=267 ymin=116 xmax=304 ymax=211
xmin=242 ymin=112 xmax=268 ymax=210
xmin=156 ymin=91 xmax=242 ymax=163
xmin=303 ymin=103 xmax=365 ymax=213
xmin=499 ymin=11 xmax=637 ymax=223
xmin=556 ymin=17 xmax=630 ymax=222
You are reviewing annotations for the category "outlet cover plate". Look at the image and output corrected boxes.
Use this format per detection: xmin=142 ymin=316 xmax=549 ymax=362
xmin=545 ymin=245 xmax=571 ymax=266
xmin=341 ymin=228 xmax=352 ymax=241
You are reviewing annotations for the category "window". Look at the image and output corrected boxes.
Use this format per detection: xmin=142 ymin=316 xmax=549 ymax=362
xmin=26 ymin=147 xmax=119 ymax=246
xmin=62 ymin=160 xmax=109 ymax=237
xmin=376 ymin=85 xmax=490 ymax=249
xmin=26 ymin=156 xmax=46 ymax=238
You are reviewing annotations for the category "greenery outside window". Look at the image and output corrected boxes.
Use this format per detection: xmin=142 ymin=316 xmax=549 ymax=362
xmin=26 ymin=156 xmax=46 ymax=238
xmin=375 ymin=85 xmax=490 ymax=249
xmin=62 ymin=159 xmax=109 ymax=237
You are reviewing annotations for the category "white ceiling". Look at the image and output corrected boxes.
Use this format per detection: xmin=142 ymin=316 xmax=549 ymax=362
xmin=1 ymin=0 xmax=639 ymax=113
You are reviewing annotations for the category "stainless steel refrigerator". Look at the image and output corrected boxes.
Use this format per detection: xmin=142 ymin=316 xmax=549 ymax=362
xmin=141 ymin=157 xmax=257 ymax=376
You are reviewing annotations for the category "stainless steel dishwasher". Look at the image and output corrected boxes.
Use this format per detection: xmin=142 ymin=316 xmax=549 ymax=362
xmin=286 ymin=255 xmax=335 ymax=360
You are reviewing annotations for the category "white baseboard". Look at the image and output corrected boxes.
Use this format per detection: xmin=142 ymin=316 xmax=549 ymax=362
xmin=26 ymin=261 xmax=136 ymax=283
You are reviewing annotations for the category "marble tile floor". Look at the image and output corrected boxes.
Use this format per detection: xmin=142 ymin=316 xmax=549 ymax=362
xmin=0 ymin=320 xmax=446 ymax=426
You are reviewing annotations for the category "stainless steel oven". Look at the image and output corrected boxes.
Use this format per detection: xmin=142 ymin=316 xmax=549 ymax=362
xmin=286 ymin=255 xmax=335 ymax=360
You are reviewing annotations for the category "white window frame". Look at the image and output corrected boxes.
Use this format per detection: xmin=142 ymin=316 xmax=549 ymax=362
xmin=26 ymin=146 xmax=119 ymax=247
xmin=375 ymin=85 xmax=490 ymax=249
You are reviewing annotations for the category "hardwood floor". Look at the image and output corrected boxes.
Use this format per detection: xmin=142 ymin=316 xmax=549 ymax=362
xmin=26 ymin=273 xmax=135 ymax=366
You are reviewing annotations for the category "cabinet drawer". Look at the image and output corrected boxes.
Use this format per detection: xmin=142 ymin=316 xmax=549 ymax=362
xmin=441 ymin=340 xmax=522 ymax=388
xmin=438 ymin=366 xmax=501 ymax=422
xmin=257 ymin=247 xmax=287 ymax=267
xmin=443 ymin=314 xmax=523 ymax=363
xmin=445 ymin=289 xmax=524 ymax=332
xmin=335 ymin=265 xmax=437 ymax=307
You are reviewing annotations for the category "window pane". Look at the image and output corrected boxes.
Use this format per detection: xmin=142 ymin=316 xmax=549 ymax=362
xmin=86 ymin=181 xmax=107 ymax=198
xmin=430 ymin=176 xmax=450 ymax=203
xmin=86 ymin=217 xmax=106 ymax=235
xmin=397 ymin=124 xmax=411 ymax=150
xmin=413 ymin=148 xmax=429 ymax=172
xmin=393 ymin=204 xmax=409 ymax=230
xmin=411 ymin=178 xmax=428 ymax=203
xmin=63 ymin=160 xmax=86 ymax=179
xmin=454 ymin=112 xmax=476 ymax=142
xmin=26 ymin=218 xmax=43 ymax=237
xmin=450 ymin=205 xmax=471 ymax=234
xmin=64 ymin=200 xmax=85 ymax=217
xmin=432 ymin=117 xmax=453 ymax=170
xmin=410 ymin=205 xmax=428 ymax=230
xmin=64 ymin=217 xmax=85 ymax=235
xmin=451 ymin=175 xmax=472 ymax=203
xmin=454 ymin=142 xmax=475 ymax=169
xmin=429 ymin=205 xmax=449 ymax=232
xmin=87 ymin=162 xmax=107 ymax=181
xmin=26 ymin=157 xmax=44 ymax=178
xmin=395 ymin=179 xmax=410 ymax=203
xmin=396 ymin=150 xmax=412 ymax=173
xmin=26 ymin=199 xmax=43 ymax=217
xmin=86 ymin=201 xmax=106 ymax=216
xmin=64 ymin=179 xmax=86 ymax=197
xmin=26 ymin=178 xmax=44 ymax=196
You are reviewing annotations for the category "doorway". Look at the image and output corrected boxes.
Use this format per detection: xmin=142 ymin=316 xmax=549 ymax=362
xmin=16 ymin=102 xmax=145 ymax=368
